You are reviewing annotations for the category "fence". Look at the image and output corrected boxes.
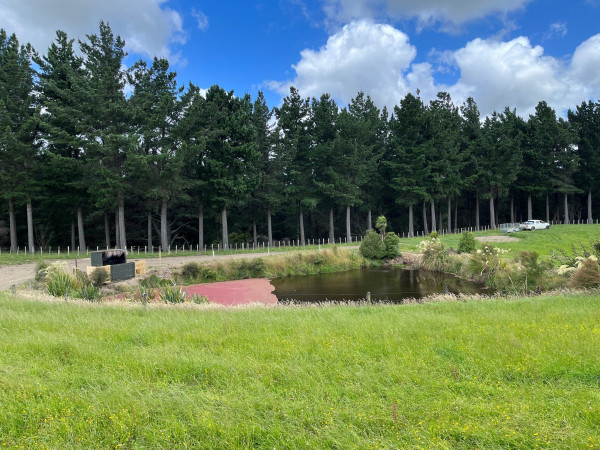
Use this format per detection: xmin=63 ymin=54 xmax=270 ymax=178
xmin=2 ymin=219 xmax=599 ymax=255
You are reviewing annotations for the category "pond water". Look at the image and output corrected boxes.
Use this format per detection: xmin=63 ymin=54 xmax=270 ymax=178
xmin=271 ymin=267 xmax=490 ymax=303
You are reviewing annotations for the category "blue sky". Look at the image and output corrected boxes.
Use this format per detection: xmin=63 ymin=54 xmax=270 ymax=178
xmin=2 ymin=0 xmax=599 ymax=117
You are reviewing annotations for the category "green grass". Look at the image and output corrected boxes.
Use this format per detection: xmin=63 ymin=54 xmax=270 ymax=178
xmin=1 ymin=292 xmax=599 ymax=447
xmin=399 ymin=224 xmax=600 ymax=262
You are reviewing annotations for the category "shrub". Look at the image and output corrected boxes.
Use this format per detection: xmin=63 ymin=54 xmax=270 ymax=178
xmin=35 ymin=261 xmax=49 ymax=282
xmin=419 ymin=238 xmax=447 ymax=272
xmin=158 ymin=284 xmax=187 ymax=303
xmin=89 ymin=268 xmax=110 ymax=287
xmin=458 ymin=231 xmax=477 ymax=254
xmin=569 ymin=256 xmax=600 ymax=288
xmin=383 ymin=232 xmax=401 ymax=259
xmin=429 ymin=231 xmax=439 ymax=239
xmin=179 ymin=262 xmax=202 ymax=280
xmin=190 ymin=294 xmax=210 ymax=304
xmin=76 ymin=284 xmax=101 ymax=301
xmin=234 ymin=258 xmax=266 ymax=279
xmin=46 ymin=271 xmax=75 ymax=297
xmin=140 ymin=274 xmax=173 ymax=289
xmin=359 ymin=230 xmax=386 ymax=259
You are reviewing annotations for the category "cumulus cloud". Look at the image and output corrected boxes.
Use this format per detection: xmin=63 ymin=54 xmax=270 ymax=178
xmin=323 ymin=0 xmax=531 ymax=27
xmin=449 ymin=36 xmax=595 ymax=116
xmin=0 ymin=0 xmax=185 ymax=60
xmin=266 ymin=21 xmax=425 ymax=109
xmin=267 ymin=21 xmax=600 ymax=117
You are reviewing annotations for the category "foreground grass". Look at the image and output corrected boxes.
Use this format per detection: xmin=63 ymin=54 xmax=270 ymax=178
xmin=1 ymin=293 xmax=599 ymax=447
xmin=400 ymin=224 xmax=600 ymax=261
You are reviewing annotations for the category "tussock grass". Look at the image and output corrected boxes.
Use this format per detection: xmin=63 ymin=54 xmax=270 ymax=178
xmin=1 ymin=292 xmax=599 ymax=447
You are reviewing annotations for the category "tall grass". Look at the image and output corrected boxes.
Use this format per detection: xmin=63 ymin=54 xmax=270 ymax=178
xmin=0 ymin=292 xmax=599 ymax=447
xmin=175 ymin=247 xmax=372 ymax=284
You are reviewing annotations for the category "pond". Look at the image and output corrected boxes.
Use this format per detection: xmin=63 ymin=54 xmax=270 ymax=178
xmin=271 ymin=267 xmax=490 ymax=303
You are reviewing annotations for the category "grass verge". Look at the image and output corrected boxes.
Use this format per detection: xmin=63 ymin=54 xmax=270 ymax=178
xmin=1 ymin=292 xmax=599 ymax=447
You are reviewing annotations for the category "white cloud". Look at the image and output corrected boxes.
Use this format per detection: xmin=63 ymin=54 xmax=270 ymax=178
xmin=191 ymin=9 xmax=209 ymax=31
xmin=266 ymin=21 xmax=423 ymax=109
xmin=543 ymin=22 xmax=568 ymax=41
xmin=268 ymin=21 xmax=599 ymax=117
xmin=0 ymin=0 xmax=185 ymax=60
xmin=323 ymin=0 xmax=531 ymax=27
xmin=571 ymin=34 xmax=600 ymax=92
xmin=449 ymin=36 xmax=592 ymax=116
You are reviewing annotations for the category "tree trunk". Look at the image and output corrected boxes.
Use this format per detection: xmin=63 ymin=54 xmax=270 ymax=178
xmin=588 ymin=189 xmax=593 ymax=224
xmin=367 ymin=209 xmax=372 ymax=230
xmin=115 ymin=209 xmax=120 ymax=249
xmin=564 ymin=192 xmax=569 ymax=225
xmin=118 ymin=197 xmax=126 ymax=249
xmin=328 ymin=208 xmax=335 ymax=244
xmin=546 ymin=194 xmax=550 ymax=223
xmin=221 ymin=205 xmax=229 ymax=250
xmin=346 ymin=205 xmax=352 ymax=243
xmin=447 ymin=198 xmax=451 ymax=233
xmin=161 ymin=199 xmax=168 ymax=251
xmin=422 ymin=201 xmax=429 ymax=235
xmin=198 ymin=202 xmax=204 ymax=251
xmin=475 ymin=191 xmax=480 ymax=231
xmin=26 ymin=200 xmax=34 ymax=254
xmin=408 ymin=205 xmax=414 ymax=238
xmin=105 ymin=212 xmax=111 ymax=248
xmin=510 ymin=197 xmax=515 ymax=224
xmin=146 ymin=212 xmax=152 ymax=250
xmin=299 ymin=207 xmax=305 ymax=246
xmin=527 ymin=193 xmax=532 ymax=220
xmin=8 ymin=198 xmax=17 ymax=252
xmin=77 ymin=205 xmax=86 ymax=251
xmin=431 ymin=201 xmax=437 ymax=232
xmin=253 ymin=221 xmax=257 ymax=247
xmin=454 ymin=200 xmax=458 ymax=232
xmin=71 ymin=220 xmax=76 ymax=251
xmin=489 ymin=193 xmax=496 ymax=229
xmin=267 ymin=208 xmax=273 ymax=247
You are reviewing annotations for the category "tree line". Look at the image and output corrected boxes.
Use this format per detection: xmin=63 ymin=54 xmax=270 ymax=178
xmin=2 ymin=22 xmax=600 ymax=252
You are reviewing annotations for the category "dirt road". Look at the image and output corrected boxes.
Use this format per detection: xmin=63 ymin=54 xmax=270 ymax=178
xmin=0 ymin=252 xmax=274 ymax=291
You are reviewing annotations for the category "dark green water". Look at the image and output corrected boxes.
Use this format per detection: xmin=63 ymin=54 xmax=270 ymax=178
xmin=271 ymin=267 xmax=490 ymax=303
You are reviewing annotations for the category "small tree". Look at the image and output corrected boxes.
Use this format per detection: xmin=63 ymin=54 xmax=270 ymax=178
xmin=359 ymin=230 xmax=385 ymax=259
xmin=384 ymin=232 xmax=401 ymax=259
xmin=458 ymin=231 xmax=477 ymax=254
xmin=375 ymin=215 xmax=387 ymax=239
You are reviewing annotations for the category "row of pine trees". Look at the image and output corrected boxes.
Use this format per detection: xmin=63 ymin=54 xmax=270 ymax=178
xmin=2 ymin=22 xmax=600 ymax=252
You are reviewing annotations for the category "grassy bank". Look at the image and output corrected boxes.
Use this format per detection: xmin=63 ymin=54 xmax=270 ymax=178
xmin=400 ymin=224 xmax=600 ymax=261
xmin=174 ymin=247 xmax=371 ymax=285
xmin=1 ymin=292 xmax=599 ymax=447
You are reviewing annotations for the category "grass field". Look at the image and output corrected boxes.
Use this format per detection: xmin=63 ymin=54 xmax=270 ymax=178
xmin=1 ymin=292 xmax=599 ymax=448
xmin=400 ymin=224 xmax=600 ymax=262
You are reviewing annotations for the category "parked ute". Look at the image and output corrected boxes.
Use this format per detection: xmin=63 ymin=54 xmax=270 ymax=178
xmin=520 ymin=219 xmax=550 ymax=230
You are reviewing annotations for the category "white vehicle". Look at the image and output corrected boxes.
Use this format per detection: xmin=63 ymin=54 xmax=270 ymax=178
xmin=520 ymin=219 xmax=550 ymax=230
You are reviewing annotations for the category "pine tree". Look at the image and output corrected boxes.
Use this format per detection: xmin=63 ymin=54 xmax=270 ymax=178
xmin=0 ymin=30 xmax=39 ymax=253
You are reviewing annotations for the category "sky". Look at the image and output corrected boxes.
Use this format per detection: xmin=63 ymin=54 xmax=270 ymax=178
xmin=2 ymin=0 xmax=599 ymax=118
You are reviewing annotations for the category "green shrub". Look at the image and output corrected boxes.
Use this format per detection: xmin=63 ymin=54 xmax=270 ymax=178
xmin=179 ymin=262 xmax=202 ymax=280
xmin=429 ymin=231 xmax=439 ymax=239
xmin=458 ymin=231 xmax=477 ymax=254
xmin=76 ymin=284 xmax=101 ymax=301
xmin=158 ymin=284 xmax=186 ymax=303
xmin=359 ymin=230 xmax=386 ymax=259
xmin=89 ymin=268 xmax=110 ymax=287
xmin=140 ymin=274 xmax=173 ymax=289
xmin=35 ymin=261 xmax=49 ymax=282
xmin=419 ymin=238 xmax=447 ymax=272
xmin=383 ymin=232 xmax=401 ymax=259
xmin=46 ymin=271 xmax=74 ymax=297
